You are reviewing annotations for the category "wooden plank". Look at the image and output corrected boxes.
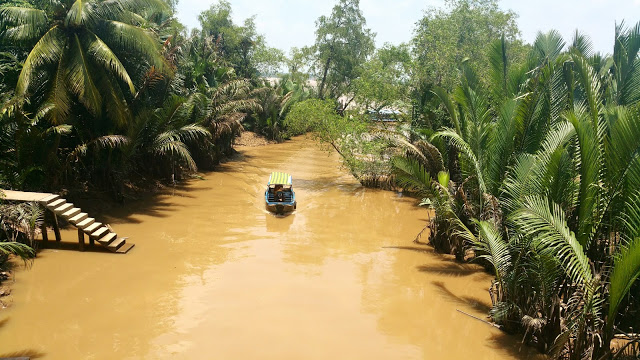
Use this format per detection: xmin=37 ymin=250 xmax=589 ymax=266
xmin=98 ymin=233 xmax=117 ymax=245
xmin=107 ymin=236 xmax=126 ymax=250
xmin=47 ymin=199 xmax=66 ymax=209
xmin=83 ymin=222 xmax=102 ymax=234
xmin=61 ymin=207 xmax=81 ymax=218
xmin=115 ymin=242 xmax=135 ymax=254
xmin=40 ymin=194 xmax=60 ymax=204
xmin=69 ymin=212 xmax=88 ymax=224
xmin=53 ymin=203 xmax=73 ymax=214
xmin=0 ymin=189 xmax=53 ymax=202
xmin=76 ymin=217 xmax=95 ymax=229
xmin=91 ymin=226 xmax=109 ymax=238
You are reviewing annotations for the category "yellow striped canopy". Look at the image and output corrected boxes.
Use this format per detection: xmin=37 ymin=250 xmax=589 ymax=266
xmin=268 ymin=172 xmax=292 ymax=185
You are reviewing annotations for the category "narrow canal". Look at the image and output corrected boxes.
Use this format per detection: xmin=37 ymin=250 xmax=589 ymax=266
xmin=0 ymin=138 xmax=540 ymax=359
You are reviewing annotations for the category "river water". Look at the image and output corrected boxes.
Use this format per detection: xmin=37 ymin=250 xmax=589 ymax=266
xmin=0 ymin=138 xmax=538 ymax=359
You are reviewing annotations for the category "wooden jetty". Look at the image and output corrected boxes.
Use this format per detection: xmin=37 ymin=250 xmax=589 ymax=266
xmin=1 ymin=190 xmax=134 ymax=254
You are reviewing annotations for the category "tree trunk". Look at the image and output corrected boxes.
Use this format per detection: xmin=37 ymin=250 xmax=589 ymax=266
xmin=318 ymin=56 xmax=331 ymax=100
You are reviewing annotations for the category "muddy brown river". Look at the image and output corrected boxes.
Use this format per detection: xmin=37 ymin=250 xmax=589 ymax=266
xmin=0 ymin=137 xmax=539 ymax=359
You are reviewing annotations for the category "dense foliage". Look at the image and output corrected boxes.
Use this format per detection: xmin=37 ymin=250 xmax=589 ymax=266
xmin=0 ymin=0 xmax=306 ymax=270
xmin=0 ymin=0 xmax=638 ymax=357
xmin=394 ymin=24 xmax=640 ymax=359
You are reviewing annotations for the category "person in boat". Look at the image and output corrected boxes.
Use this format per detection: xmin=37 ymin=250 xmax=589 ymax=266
xmin=275 ymin=185 xmax=284 ymax=202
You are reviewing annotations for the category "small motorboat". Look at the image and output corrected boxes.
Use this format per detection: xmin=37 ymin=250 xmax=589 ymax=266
xmin=265 ymin=172 xmax=296 ymax=214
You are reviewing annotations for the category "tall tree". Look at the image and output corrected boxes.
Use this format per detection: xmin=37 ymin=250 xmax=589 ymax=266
xmin=313 ymin=0 xmax=375 ymax=101
xmin=197 ymin=1 xmax=266 ymax=80
xmin=352 ymin=44 xmax=411 ymax=115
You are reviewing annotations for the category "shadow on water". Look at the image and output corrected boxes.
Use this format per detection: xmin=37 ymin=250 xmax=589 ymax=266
xmin=486 ymin=332 xmax=544 ymax=359
xmin=37 ymin=240 xmax=114 ymax=253
xmin=67 ymin=182 xmax=213 ymax=225
xmin=0 ymin=318 xmax=46 ymax=359
xmin=383 ymin=245 xmax=433 ymax=255
xmin=0 ymin=349 xmax=46 ymax=359
xmin=417 ymin=263 xmax=484 ymax=277
xmin=431 ymin=280 xmax=492 ymax=313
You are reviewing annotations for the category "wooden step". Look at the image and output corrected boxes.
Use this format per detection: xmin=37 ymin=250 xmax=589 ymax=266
xmin=47 ymin=199 xmax=66 ymax=209
xmin=108 ymin=237 xmax=126 ymax=250
xmin=115 ymin=242 xmax=135 ymax=254
xmin=83 ymin=222 xmax=103 ymax=234
xmin=69 ymin=212 xmax=88 ymax=224
xmin=76 ymin=217 xmax=95 ymax=229
xmin=53 ymin=203 xmax=73 ymax=214
xmin=91 ymin=226 xmax=109 ymax=238
xmin=97 ymin=232 xmax=117 ymax=245
xmin=40 ymin=194 xmax=60 ymax=204
xmin=61 ymin=207 xmax=81 ymax=218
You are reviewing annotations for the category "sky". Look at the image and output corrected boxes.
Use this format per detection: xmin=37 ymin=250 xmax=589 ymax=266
xmin=175 ymin=0 xmax=640 ymax=56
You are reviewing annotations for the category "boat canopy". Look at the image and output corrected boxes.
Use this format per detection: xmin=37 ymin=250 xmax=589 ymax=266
xmin=268 ymin=172 xmax=292 ymax=186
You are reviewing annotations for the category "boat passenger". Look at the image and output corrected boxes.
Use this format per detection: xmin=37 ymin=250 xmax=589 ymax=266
xmin=275 ymin=185 xmax=284 ymax=202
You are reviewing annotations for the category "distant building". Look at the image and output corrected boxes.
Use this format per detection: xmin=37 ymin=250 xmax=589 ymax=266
xmin=367 ymin=108 xmax=403 ymax=122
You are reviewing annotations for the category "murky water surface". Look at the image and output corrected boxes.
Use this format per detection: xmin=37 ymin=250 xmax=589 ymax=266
xmin=0 ymin=138 xmax=538 ymax=359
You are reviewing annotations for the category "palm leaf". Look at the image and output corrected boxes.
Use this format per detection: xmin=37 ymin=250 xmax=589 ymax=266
xmin=85 ymin=30 xmax=135 ymax=94
xmin=0 ymin=241 xmax=35 ymax=261
xmin=474 ymin=220 xmax=511 ymax=287
xmin=607 ymin=237 xmax=640 ymax=335
xmin=0 ymin=6 xmax=47 ymax=42
xmin=431 ymin=128 xmax=486 ymax=194
xmin=15 ymin=26 xmax=65 ymax=96
xmin=512 ymin=196 xmax=593 ymax=287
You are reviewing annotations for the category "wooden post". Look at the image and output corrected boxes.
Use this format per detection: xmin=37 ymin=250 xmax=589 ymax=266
xmin=40 ymin=222 xmax=49 ymax=245
xmin=52 ymin=212 xmax=61 ymax=243
xmin=89 ymin=235 xmax=95 ymax=247
xmin=78 ymin=228 xmax=85 ymax=251
xmin=41 ymin=207 xmax=50 ymax=247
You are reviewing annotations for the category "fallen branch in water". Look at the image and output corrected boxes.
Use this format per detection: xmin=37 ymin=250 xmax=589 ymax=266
xmin=456 ymin=309 xmax=502 ymax=329
xmin=414 ymin=211 xmax=432 ymax=243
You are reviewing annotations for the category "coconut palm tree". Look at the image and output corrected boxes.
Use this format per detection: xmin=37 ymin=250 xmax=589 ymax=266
xmin=0 ymin=0 xmax=168 ymax=126
xmin=124 ymin=93 xmax=210 ymax=180
xmin=201 ymin=78 xmax=261 ymax=155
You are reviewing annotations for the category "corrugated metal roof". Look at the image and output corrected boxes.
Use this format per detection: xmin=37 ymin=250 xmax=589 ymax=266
xmin=268 ymin=172 xmax=292 ymax=185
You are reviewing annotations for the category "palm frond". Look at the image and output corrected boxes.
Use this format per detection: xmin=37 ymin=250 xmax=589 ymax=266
xmin=0 ymin=241 xmax=35 ymax=261
xmin=85 ymin=30 xmax=135 ymax=94
xmin=153 ymin=134 xmax=197 ymax=171
xmin=431 ymin=128 xmax=486 ymax=194
xmin=474 ymin=220 xmax=511 ymax=287
xmin=15 ymin=26 xmax=65 ymax=96
xmin=432 ymin=86 xmax=460 ymax=134
xmin=512 ymin=196 xmax=593 ymax=286
xmin=67 ymin=33 xmax=102 ymax=114
xmin=607 ymin=236 xmax=640 ymax=335
xmin=0 ymin=6 xmax=47 ymax=42
xmin=101 ymin=20 xmax=165 ymax=69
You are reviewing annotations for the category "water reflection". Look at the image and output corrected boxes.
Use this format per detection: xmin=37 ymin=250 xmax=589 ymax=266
xmin=265 ymin=212 xmax=295 ymax=233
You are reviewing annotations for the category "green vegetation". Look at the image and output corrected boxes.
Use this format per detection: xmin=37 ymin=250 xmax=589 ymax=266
xmin=280 ymin=0 xmax=640 ymax=357
xmin=0 ymin=0 xmax=305 ymax=273
xmin=310 ymin=0 xmax=375 ymax=103
xmin=0 ymin=0 xmax=638 ymax=357
xmin=393 ymin=24 xmax=640 ymax=360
